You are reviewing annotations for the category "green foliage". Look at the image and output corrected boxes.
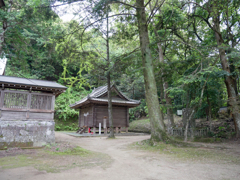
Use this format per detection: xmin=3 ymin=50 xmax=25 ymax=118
xmin=215 ymin=126 xmax=227 ymax=138
xmin=1 ymin=0 xmax=239 ymax=139
xmin=128 ymin=118 xmax=151 ymax=133
xmin=2 ymin=0 xmax=63 ymax=81
xmin=55 ymin=88 xmax=90 ymax=121
xmin=129 ymin=99 xmax=147 ymax=121
xmin=55 ymin=123 xmax=78 ymax=131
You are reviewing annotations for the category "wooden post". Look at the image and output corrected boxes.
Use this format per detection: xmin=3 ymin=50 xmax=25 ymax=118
xmin=0 ymin=90 xmax=4 ymax=118
xmin=115 ymin=127 xmax=118 ymax=134
xmin=51 ymin=94 xmax=55 ymax=120
xmin=126 ymin=127 xmax=128 ymax=133
xmin=126 ymin=107 xmax=129 ymax=127
xmin=99 ymin=123 xmax=101 ymax=135
xmin=0 ymin=89 xmax=4 ymax=108
xmin=78 ymin=109 xmax=81 ymax=127
xmin=26 ymin=91 xmax=32 ymax=119
xmin=93 ymin=127 xmax=96 ymax=134
xmin=103 ymin=117 xmax=107 ymax=135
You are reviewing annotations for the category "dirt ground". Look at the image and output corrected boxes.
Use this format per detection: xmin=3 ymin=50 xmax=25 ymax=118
xmin=0 ymin=132 xmax=240 ymax=180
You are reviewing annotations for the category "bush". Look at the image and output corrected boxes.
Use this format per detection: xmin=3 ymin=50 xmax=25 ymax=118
xmin=54 ymin=122 xmax=78 ymax=131
xmin=129 ymin=99 xmax=147 ymax=122
xmin=55 ymin=88 xmax=90 ymax=121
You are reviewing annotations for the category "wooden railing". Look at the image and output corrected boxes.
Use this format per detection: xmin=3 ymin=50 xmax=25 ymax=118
xmin=170 ymin=128 xmax=210 ymax=137
xmin=0 ymin=89 xmax=55 ymax=120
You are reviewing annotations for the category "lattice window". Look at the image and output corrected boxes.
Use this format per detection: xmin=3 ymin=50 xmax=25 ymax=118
xmin=3 ymin=92 xmax=28 ymax=109
xmin=30 ymin=94 xmax=52 ymax=110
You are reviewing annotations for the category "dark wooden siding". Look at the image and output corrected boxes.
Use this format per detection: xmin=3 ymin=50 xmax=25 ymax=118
xmin=80 ymin=106 xmax=93 ymax=127
xmin=95 ymin=105 xmax=127 ymax=127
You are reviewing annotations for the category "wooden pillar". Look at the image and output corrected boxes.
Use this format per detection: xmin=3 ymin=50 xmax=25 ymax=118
xmin=51 ymin=94 xmax=55 ymax=120
xmin=126 ymin=107 xmax=129 ymax=133
xmin=126 ymin=107 xmax=129 ymax=127
xmin=0 ymin=89 xmax=5 ymax=108
xmin=26 ymin=90 xmax=32 ymax=119
xmin=0 ymin=89 xmax=4 ymax=118
xmin=115 ymin=127 xmax=118 ymax=133
xmin=93 ymin=105 xmax=96 ymax=127
xmin=103 ymin=117 xmax=107 ymax=135
xmin=93 ymin=127 xmax=96 ymax=134
xmin=78 ymin=109 xmax=81 ymax=127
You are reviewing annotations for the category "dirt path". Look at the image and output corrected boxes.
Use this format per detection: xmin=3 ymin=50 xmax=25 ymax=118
xmin=1 ymin=132 xmax=240 ymax=180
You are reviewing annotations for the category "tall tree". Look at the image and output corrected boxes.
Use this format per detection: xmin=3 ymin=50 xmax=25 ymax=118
xmin=135 ymin=0 xmax=167 ymax=141
xmin=149 ymin=1 xmax=175 ymax=128
xmin=53 ymin=0 xmax=169 ymax=141
xmin=182 ymin=0 xmax=240 ymax=137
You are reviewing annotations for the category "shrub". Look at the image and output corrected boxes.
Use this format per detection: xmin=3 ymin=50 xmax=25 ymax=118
xmin=129 ymin=99 xmax=147 ymax=122
xmin=55 ymin=88 xmax=90 ymax=121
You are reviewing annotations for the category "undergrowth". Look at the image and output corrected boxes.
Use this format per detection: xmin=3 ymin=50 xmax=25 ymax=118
xmin=130 ymin=139 xmax=240 ymax=164
xmin=0 ymin=144 xmax=112 ymax=173
xmin=128 ymin=119 xmax=151 ymax=133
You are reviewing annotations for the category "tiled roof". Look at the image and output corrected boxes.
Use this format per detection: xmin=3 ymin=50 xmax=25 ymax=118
xmin=70 ymin=84 xmax=140 ymax=108
xmin=0 ymin=75 xmax=67 ymax=90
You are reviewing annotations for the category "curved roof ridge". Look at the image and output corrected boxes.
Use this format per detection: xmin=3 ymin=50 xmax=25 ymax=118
xmin=70 ymin=84 xmax=140 ymax=109
xmin=91 ymin=86 xmax=107 ymax=97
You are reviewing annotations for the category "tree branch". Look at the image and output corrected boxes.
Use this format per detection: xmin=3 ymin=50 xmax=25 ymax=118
xmin=111 ymin=0 xmax=137 ymax=9
xmin=147 ymin=0 xmax=166 ymax=24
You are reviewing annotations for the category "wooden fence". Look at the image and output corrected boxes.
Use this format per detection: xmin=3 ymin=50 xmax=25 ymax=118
xmin=170 ymin=128 xmax=209 ymax=137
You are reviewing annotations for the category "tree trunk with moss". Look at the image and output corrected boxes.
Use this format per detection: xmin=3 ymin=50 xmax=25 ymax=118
xmin=106 ymin=5 xmax=114 ymax=138
xmin=136 ymin=0 xmax=168 ymax=141
xmin=157 ymin=43 xmax=175 ymax=128
xmin=213 ymin=15 xmax=240 ymax=137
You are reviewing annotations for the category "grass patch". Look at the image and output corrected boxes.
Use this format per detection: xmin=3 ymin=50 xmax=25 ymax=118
xmin=193 ymin=137 xmax=222 ymax=143
xmin=0 ymin=144 xmax=112 ymax=173
xmin=130 ymin=139 xmax=240 ymax=164
xmin=0 ymin=155 xmax=41 ymax=169
xmin=129 ymin=119 xmax=151 ymax=133
xmin=45 ymin=146 xmax=90 ymax=156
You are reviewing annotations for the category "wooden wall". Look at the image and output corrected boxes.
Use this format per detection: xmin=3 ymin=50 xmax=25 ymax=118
xmin=79 ymin=104 xmax=128 ymax=128
xmin=0 ymin=89 xmax=56 ymax=149
xmin=0 ymin=89 xmax=55 ymax=120
xmin=79 ymin=106 xmax=93 ymax=127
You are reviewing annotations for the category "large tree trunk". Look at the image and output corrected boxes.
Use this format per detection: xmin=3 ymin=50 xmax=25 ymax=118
xmin=107 ymin=72 xmax=114 ymax=138
xmin=157 ymin=44 xmax=175 ymax=127
xmin=148 ymin=2 xmax=174 ymax=128
xmin=106 ymin=6 xmax=114 ymax=138
xmin=213 ymin=16 xmax=240 ymax=137
xmin=159 ymin=77 xmax=165 ymax=122
xmin=136 ymin=0 xmax=168 ymax=141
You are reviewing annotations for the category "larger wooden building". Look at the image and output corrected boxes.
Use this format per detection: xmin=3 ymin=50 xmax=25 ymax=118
xmin=0 ymin=76 xmax=67 ymax=149
xmin=70 ymin=85 xmax=140 ymax=132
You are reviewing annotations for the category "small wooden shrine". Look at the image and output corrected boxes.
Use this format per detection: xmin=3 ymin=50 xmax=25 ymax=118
xmin=0 ymin=76 xmax=67 ymax=149
xmin=70 ymin=85 xmax=140 ymax=133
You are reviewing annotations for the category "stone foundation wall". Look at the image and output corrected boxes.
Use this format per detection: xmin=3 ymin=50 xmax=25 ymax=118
xmin=0 ymin=120 xmax=55 ymax=149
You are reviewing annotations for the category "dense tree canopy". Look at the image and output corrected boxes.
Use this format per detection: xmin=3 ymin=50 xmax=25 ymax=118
xmin=1 ymin=0 xmax=240 ymax=139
